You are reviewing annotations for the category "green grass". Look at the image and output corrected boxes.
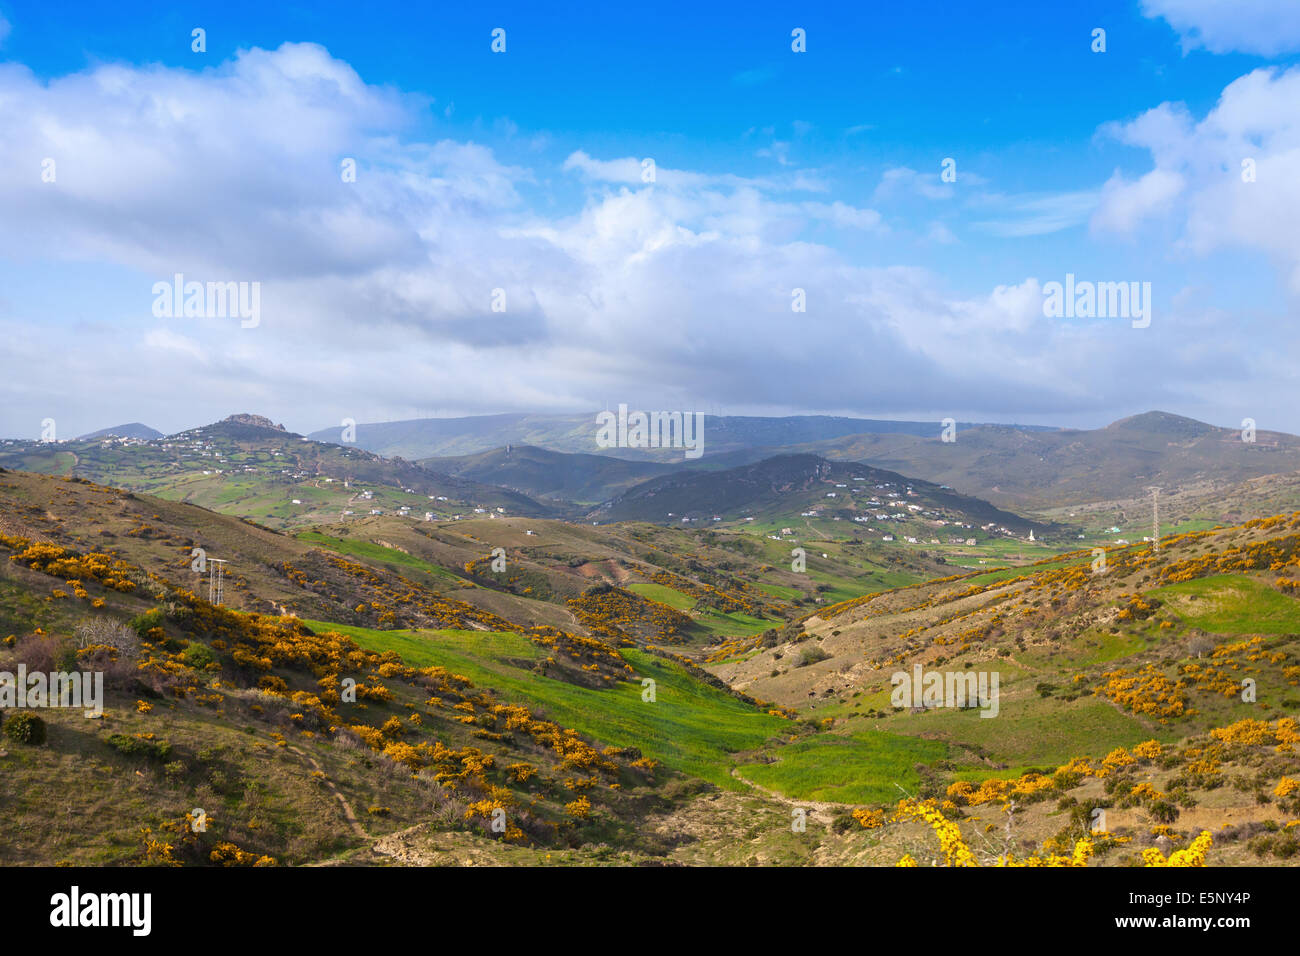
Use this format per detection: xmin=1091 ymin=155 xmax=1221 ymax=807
xmin=302 ymin=619 xmax=790 ymax=789
xmin=693 ymin=607 xmax=772 ymax=638
xmin=960 ymin=550 xmax=1093 ymax=588
xmin=296 ymin=531 xmax=463 ymax=582
xmin=1019 ymin=628 xmax=1147 ymax=669
xmin=871 ymin=694 xmax=1170 ymax=766
xmin=626 ymin=581 xmax=696 ymax=610
xmin=805 ymin=578 xmax=869 ymax=606
xmin=738 ymin=731 xmax=948 ymax=804
xmin=1150 ymin=574 xmax=1300 ymax=635
xmin=13 ymin=451 xmax=76 ymax=475
xmin=755 ymin=581 xmax=801 ymax=600
xmin=625 ymin=581 xmax=773 ymax=639
xmin=1162 ymin=519 xmax=1223 ymax=536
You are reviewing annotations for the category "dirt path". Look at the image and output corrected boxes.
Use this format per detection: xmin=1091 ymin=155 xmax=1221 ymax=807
xmin=288 ymin=745 xmax=369 ymax=841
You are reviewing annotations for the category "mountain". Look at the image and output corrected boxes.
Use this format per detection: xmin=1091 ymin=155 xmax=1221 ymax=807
xmin=77 ymin=422 xmax=163 ymax=441
xmin=782 ymin=411 xmax=1300 ymax=511
xmin=304 ymin=408 xmax=1300 ymax=519
xmin=308 ymin=412 xmax=1057 ymax=461
xmin=185 ymin=412 xmax=293 ymax=440
xmin=592 ymin=452 xmax=1055 ymax=538
xmin=0 ymin=414 xmax=560 ymax=527
xmin=420 ymin=444 xmax=675 ymax=504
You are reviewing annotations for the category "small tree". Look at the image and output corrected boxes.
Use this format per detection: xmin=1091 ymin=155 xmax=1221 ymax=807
xmin=74 ymin=617 xmax=140 ymax=660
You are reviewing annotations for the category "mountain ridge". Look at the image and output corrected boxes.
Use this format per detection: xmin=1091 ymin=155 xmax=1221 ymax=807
xmin=76 ymin=422 xmax=163 ymax=441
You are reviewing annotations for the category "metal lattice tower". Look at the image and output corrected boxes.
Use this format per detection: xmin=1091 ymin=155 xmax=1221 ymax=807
xmin=1147 ymin=487 xmax=1160 ymax=553
xmin=208 ymin=558 xmax=228 ymax=606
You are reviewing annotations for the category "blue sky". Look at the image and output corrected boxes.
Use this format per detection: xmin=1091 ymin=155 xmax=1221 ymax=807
xmin=2 ymin=0 xmax=1300 ymax=437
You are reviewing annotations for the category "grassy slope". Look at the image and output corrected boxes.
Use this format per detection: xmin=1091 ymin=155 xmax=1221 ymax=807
xmin=739 ymin=731 xmax=948 ymax=804
xmin=1150 ymin=573 xmax=1300 ymax=634
xmin=296 ymin=530 xmax=465 ymax=584
xmin=302 ymin=620 xmax=790 ymax=789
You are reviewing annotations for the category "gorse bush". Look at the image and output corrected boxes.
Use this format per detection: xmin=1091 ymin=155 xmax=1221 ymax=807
xmin=4 ymin=711 xmax=47 ymax=745
xmin=179 ymin=642 xmax=217 ymax=670
xmin=128 ymin=607 xmax=167 ymax=637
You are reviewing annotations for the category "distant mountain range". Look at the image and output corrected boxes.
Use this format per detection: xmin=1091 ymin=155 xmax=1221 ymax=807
xmin=772 ymin=411 xmax=1300 ymax=509
xmin=25 ymin=410 xmax=1300 ymax=521
xmin=306 ymin=413 xmax=1057 ymax=462
xmin=316 ymin=409 xmax=1300 ymax=512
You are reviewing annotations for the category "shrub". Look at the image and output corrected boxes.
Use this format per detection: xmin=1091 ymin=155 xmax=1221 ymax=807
xmin=796 ymin=646 xmax=831 ymax=668
xmin=105 ymin=733 xmax=172 ymax=762
xmin=180 ymin=642 xmax=217 ymax=670
xmin=1148 ymin=799 xmax=1180 ymax=824
xmin=4 ymin=712 xmax=47 ymax=746
xmin=830 ymin=812 xmax=856 ymax=834
xmin=74 ymin=617 xmax=140 ymax=660
xmin=14 ymin=634 xmax=76 ymax=673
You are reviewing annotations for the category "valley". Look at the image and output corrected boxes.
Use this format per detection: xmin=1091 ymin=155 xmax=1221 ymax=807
xmin=1 ymin=410 xmax=1297 ymax=867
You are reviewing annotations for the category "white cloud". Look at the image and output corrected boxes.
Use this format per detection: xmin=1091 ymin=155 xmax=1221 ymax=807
xmin=800 ymin=201 xmax=885 ymax=232
xmin=1091 ymin=168 xmax=1185 ymax=233
xmin=0 ymin=43 xmax=1297 ymax=437
xmin=143 ymin=327 xmax=206 ymax=361
xmin=0 ymin=43 xmax=419 ymax=277
xmin=561 ymin=150 xmax=821 ymax=194
xmin=1092 ymin=67 xmax=1300 ymax=292
xmin=1141 ymin=0 xmax=1300 ymax=55
xmin=874 ymin=166 xmax=954 ymax=202
xmin=756 ymin=140 xmax=792 ymax=166
xmin=969 ymin=190 xmax=1100 ymax=237
xmin=925 ymin=222 xmax=958 ymax=244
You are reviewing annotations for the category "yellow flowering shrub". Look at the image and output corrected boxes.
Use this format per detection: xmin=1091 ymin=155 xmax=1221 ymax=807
xmin=852 ymin=808 xmax=884 ymax=829
xmin=1141 ymin=831 xmax=1213 ymax=867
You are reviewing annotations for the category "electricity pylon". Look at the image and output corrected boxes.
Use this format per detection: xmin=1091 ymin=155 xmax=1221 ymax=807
xmin=208 ymin=558 xmax=228 ymax=605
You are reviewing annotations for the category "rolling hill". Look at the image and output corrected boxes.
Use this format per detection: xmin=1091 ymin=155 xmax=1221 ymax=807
xmin=786 ymin=411 xmax=1300 ymax=511
xmin=0 ymin=414 xmax=559 ymax=528
xmin=76 ymin=423 xmax=164 ymax=441
xmin=306 ymin=409 xmax=1300 ymax=524
xmin=421 ymin=444 xmax=675 ymax=505
xmin=592 ymin=453 xmax=1059 ymax=538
